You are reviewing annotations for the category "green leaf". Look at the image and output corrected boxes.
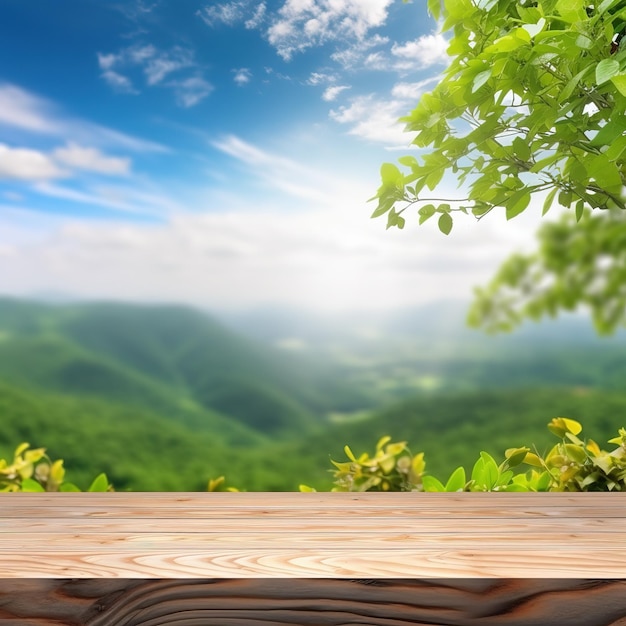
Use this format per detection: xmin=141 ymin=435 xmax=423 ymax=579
xmin=610 ymin=73 xmax=626 ymax=97
xmin=380 ymin=162 xmax=403 ymax=186
xmin=480 ymin=452 xmax=500 ymax=489
xmin=471 ymin=457 xmax=485 ymax=487
xmin=556 ymin=0 xmax=587 ymax=22
xmin=542 ymin=187 xmax=558 ymax=216
xmin=438 ymin=212 xmax=453 ymax=235
xmin=472 ymin=69 xmax=492 ymax=93
xmin=371 ymin=197 xmax=395 ymax=219
xmin=87 ymin=473 xmax=110 ymax=492
xmin=427 ymin=0 xmax=441 ymax=20
xmin=548 ymin=417 xmax=583 ymax=438
xmin=21 ymin=478 xmax=45 ymax=492
xmin=422 ymin=475 xmax=445 ymax=492
xmin=591 ymin=118 xmax=626 ymax=147
xmin=505 ymin=189 xmax=531 ymax=220
xmin=504 ymin=447 xmax=531 ymax=468
xmin=486 ymin=32 xmax=528 ymax=53
xmin=596 ymin=59 xmax=620 ymax=86
xmin=564 ymin=443 xmax=587 ymax=463
xmin=575 ymin=200 xmax=584 ymax=222
xmin=444 ymin=466 xmax=467 ymax=492
xmin=398 ymin=155 xmax=418 ymax=167
xmin=418 ymin=204 xmax=436 ymax=224
xmin=512 ymin=137 xmax=531 ymax=162
xmin=587 ymin=155 xmax=622 ymax=190
xmin=59 ymin=482 xmax=81 ymax=492
xmin=598 ymin=0 xmax=623 ymax=14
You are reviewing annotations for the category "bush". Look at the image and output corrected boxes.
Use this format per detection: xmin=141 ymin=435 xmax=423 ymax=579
xmin=4 ymin=417 xmax=626 ymax=492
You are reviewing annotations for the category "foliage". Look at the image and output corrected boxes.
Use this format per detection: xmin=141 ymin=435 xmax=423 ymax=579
xmin=301 ymin=417 xmax=626 ymax=492
xmin=371 ymin=0 xmax=626 ymax=331
xmin=5 ymin=417 xmax=626 ymax=493
xmin=0 ymin=443 xmax=111 ymax=492
xmin=327 ymin=436 xmax=425 ymax=492
xmin=468 ymin=207 xmax=626 ymax=333
xmin=373 ymin=0 xmax=626 ymax=233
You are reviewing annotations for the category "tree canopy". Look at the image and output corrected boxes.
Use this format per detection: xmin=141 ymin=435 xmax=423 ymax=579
xmin=373 ymin=0 xmax=626 ymax=333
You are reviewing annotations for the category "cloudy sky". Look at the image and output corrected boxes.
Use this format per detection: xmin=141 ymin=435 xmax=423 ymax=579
xmin=0 ymin=0 xmax=544 ymax=313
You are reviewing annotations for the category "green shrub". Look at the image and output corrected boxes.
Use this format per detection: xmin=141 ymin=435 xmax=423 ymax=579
xmin=0 ymin=442 xmax=111 ymax=492
xmin=5 ymin=417 xmax=626 ymax=492
xmin=305 ymin=417 xmax=626 ymax=493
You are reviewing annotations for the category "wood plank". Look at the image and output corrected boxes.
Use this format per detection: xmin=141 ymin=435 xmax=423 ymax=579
xmin=2 ymin=531 xmax=626 ymax=549
xmin=4 ymin=549 xmax=626 ymax=578
xmin=2 ymin=493 xmax=626 ymax=578
xmin=2 ymin=579 xmax=626 ymax=625
xmin=0 ymin=515 xmax=618 ymax=533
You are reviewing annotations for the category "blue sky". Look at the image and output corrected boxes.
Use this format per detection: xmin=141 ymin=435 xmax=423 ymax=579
xmin=0 ymin=0 xmax=540 ymax=313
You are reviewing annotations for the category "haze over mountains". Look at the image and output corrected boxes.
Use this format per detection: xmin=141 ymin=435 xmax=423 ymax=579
xmin=1 ymin=296 xmax=625 ymax=490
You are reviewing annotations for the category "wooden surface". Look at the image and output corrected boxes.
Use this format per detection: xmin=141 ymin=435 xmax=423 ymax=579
xmin=2 ymin=492 xmax=626 ymax=578
xmin=2 ymin=579 xmax=626 ymax=625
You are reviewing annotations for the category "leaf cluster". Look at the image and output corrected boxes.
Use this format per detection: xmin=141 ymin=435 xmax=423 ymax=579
xmin=303 ymin=416 xmax=626 ymax=492
xmin=0 ymin=443 xmax=111 ymax=492
xmin=372 ymin=0 xmax=626 ymax=235
xmin=468 ymin=207 xmax=626 ymax=333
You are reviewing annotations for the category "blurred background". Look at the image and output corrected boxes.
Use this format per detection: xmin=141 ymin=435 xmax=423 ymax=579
xmin=1 ymin=0 xmax=625 ymax=490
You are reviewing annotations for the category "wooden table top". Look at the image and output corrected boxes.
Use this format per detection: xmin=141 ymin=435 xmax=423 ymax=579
xmin=2 ymin=492 xmax=625 ymax=578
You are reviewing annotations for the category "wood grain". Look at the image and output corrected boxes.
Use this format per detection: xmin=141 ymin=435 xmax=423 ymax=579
xmin=2 ymin=492 xmax=626 ymax=578
xmin=2 ymin=579 xmax=626 ymax=625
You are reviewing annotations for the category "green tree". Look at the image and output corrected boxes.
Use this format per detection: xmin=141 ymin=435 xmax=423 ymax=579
xmin=372 ymin=0 xmax=626 ymax=333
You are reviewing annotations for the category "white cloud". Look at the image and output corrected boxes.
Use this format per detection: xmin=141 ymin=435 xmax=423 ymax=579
xmin=197 ymin=1 xmax=248 ymax=26
xmin=144 ymin=48 xmax=193 ymax=85
xmin=98 ymin=44 xmax=206 ymax=106
xmin=32 ymin=182 xmax=173 ymax=217
xmin=127 ymin=44 xmax=156 ymax=64
xmin=391 ymin=77 xmax=439 ymax=99
xmin=0 ymin=184 xmax=545 ymax=313
xmin=0 ymin=144 xmax=67 ymax=181
xmin=329 ymin=77 xmax=439 ymax=146
xmin=322 ymin=85 xmax=349 ymax=101
xmin=245 ymin=2 xmax=266 ymax=28
xmin=53 ymin=143 xmax=131 ymax=176
xmin=391 ymin=33 xmax=449 ymax=69
xmin=330 ymin=95 xmax=409 ymax=145
xmin=171 ymin=76 xmax=213 ymax=108
xmin=0 ymin=84 xmax=58 ymax=133
xmin=331 ymin=33 xmax=389 ymax=69
xmin=233 ymin=68 xmax=252 ymax=86
xmin=306 ymin=71 xmax=335 ymax=85
xmin=97 ymin=53 xmax=118 ymax=71
xmin=0 ymin=83 xmax=166 ymax=153
xmin=267 ymin=0 xmax=394 ymax=60
xmin=363 ymin=51 xmax=387 ymax=70
xmin=100 ymin=70 xmax=137 ymax=94
xmin=212 ymin=134 xmax=344 ymax=204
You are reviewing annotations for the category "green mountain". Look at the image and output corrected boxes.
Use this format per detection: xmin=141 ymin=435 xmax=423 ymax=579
xmin=2 ymin=297 xmax=626 ymax=491
xmin=0 ymin=298 xmax=371 ymax=438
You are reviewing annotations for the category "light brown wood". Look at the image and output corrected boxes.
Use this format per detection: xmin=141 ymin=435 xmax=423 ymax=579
xmin=2 ymin=492 xmax=626 ymax=578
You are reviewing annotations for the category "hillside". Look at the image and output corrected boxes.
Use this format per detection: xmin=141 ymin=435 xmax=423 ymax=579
xmin=2 ymin=297 xmax=626 ymax=491
xmin=290 ymin=387 xmax=626 ymax=487
xmin=220 ymin=302 xmax=626 ymax=401
xmin=3 ymin=381 xmax=624 ymax=491
xmin=0 ymin=298 xmax=372 ymax=437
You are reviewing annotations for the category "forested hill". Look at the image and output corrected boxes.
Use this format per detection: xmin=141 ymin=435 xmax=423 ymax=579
xmin=0 ymin=297 xmax=370 ymax=437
